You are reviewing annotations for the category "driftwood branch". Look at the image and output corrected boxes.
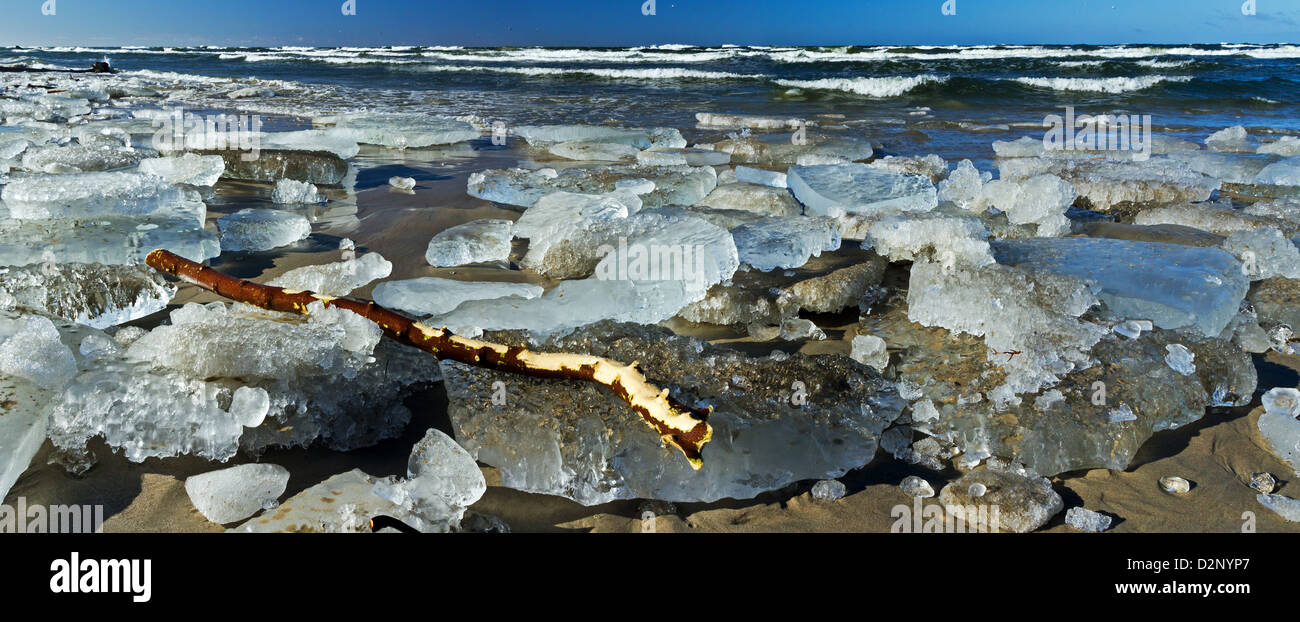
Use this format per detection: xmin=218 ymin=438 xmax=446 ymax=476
xmin=145 ymin=249 xmax=713 ymax=468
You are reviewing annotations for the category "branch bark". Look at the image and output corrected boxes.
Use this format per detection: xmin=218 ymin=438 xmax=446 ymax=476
xmin=145 ymin=249 xmax=713 ymax=468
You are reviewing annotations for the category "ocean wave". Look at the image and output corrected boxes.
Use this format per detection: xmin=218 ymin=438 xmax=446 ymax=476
xmin=773 ymin=75 xmax=946 ymax=97
xmin=1136 ymin=59 xmax=1194 ymax=68
xmin=1012 ymin=75 xmax=1193 ymax=93
xmin=417 ymin=64 xmax=763 ymax=80
xmin=419 ymin=48 xmax=742 ymax=63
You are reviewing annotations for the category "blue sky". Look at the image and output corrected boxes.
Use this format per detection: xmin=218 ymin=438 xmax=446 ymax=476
xmin=0 ymin=0 xmax=1296 ymax=47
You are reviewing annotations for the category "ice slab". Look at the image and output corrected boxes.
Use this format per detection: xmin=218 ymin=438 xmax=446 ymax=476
xmin=0 ymin=263 xmax=175 ymax=328
xmin=730 ymin=216 xmax=841 ymax=271
xmin=442 ymin=321 xmax=903 ymax=504
xmin=217 ymin=209 xmax=312 ymax=252
xmin=1 ymin=171 xmax=186 ymax=220
xmin=21 ymin=144 xmax=144 ymax=173
xmin=787 ymin=163 xmax=938 ymax=218
xmin=1205 ymin=125 xmax=1253 ymax=153
xmin=0 ymin=214 xmax=219 ymax=267
xmin=192 ymin=149 xmax=349 ymax=185
xmin=315 ymin=113 xmax=479 ymax=149
xmin=467 ymin=165 xmax=717 ymax=210
xmin=1257 ymin=156 xmax=1300 ymax=187
xmin=694 ymin=182 xmax=801 ymax=217
xmin=373 ymin=278 xmax=543 ymax=318
xmin=267 ymin=252 xmax=392 ymax=297
xmin=138 ymin=153 xmax=225 ymax=186
xmin=1167 ymin=150 xmax=1274 ymax=185
xmin=865 ymin=211 xmax=995 ymax=267
xmin=997 ymin=157 xmax=1219 ymax=212
xmin=550 ymin=141 xmax=639 ymax=161
xmin=513 ymin=125 xmax=685 ymax=149
xmin=734 ymin=165 xmax=788 ymax=188
xmin=425 ymin=218 xmax=513 ymax=267
xmin=991 ymin=237 xmax=1249 ymax=336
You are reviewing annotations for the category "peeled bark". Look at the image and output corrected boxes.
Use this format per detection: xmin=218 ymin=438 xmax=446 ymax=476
xmin=145 ymin=249 xmax=712 ymax=468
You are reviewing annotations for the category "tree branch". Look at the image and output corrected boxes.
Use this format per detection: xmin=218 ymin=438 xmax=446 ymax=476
xmin=145 ymin=249 xmax=713 ymax=468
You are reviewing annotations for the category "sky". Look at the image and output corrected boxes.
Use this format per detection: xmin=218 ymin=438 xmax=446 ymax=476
xmin=0 ymin=0 xmax=1296 ymax=47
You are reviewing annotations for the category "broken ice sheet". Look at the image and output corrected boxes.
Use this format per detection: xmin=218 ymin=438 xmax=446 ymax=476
xmin=512 ymin=124 xmax=685 ymax=150
xmin=314 ymin=112 xmax=480 ymax=149
xmin=266 ymin=252 xmax=392 ymax=297
xmin=0 ymin=312 xmax=79 ymax=501
xmin=1 ymin=171 xmax=189 ymax=220
xmin=442 ymin=321 xmax=903 ymax=504
xmin=694 ymin=182 xmax=802 ymax=217
xmin=730 ymin=216 xmax=841 ymax=271
xmin=996 ymin=157 xmax=1219 ymax=212
xmin=467 ymin=164 xmax=717 ymax=210
xmin=787 ymin=163 xmax=938 ymax=218
xmin=991 ymin=237 xmax=1249 ymax=337
xmin=373 ymin=278 xmax=543 ymax=318
xmin=137 ymin=153 xmax=226 ymax=187
xmin=217 ymin=209 xmax=312 ymax=252
xmin=0 ymin=263 xmax=175 ymax=328
xmin=0 ymin=212 xmax=220 ymax=267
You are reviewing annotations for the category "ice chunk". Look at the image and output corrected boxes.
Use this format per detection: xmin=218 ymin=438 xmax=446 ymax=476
xmin=695 ymin=182 xmax=801 ymax=217
xmin=1224 ymin=226 xmax=1300 ymax=280
xmin=373 ymin=278 xmax=543 ymax=317
xmin=695 ymin=113 xmax=802 ymax=130
xmin=468 ymin=165 xmax=717 ymax=210
xmin=869 ymin=154 xmax=949 ymax=182
xmin=388 ymin=176 xmax=416 ymax=191
xmin=997 ymin=157 xmax=1219 ymax=212
xmin=639 ymin=148 xmax=730 ymax=167
xmin=217 ymin=209 xmax=312 ymax=252
xmin=138 ymin=153 xmax=225 ymax=186
xmin=811 ymin=480 xmax=846 ymax=501
xmin=734 ymin=165 xmax=788 ymax=188
xmin=787 ymin=163 xmax=938 ymax=218
xmin=1257 ymin=494 xmax=1300 ymax=523
xmin=991 ymin=237 xmax=1249 ymax=336
xmin=979 ymin=175 xmax=1076 ymax=237
xmin=21 ymin=144 xmax=144 ymax=173
xmin=937 ymin=159 xmax=994 ymax=211
xmin=1167 ymin=150 xmax=1273 ymax=185
xmin=1133 ymin=202 xmax=1291 ymax=236
xmin=865 ymin=210 xmax=995 ymax=267
xmin=401 ymin=428 xmax=488 ymax=528
xmin=714 ymin=134 xmax=874 ymax=166
xmin=850 ymin=334 xmax=889 ymax=371
xmin=513 ymin=190 xmax=639 ymax=272
xmin=1064 ymin=507 xmax=1112 ymax=532
xmin=433 ymin=214 xmax=738 ymax=337
xmin=257 ymin=129 xmax=361 ymax=160
xmin=1258 ymin=137 xmax=1300 ymax=157
xmin=513 ymin=125 xmax=685 ymax=149
xmin=316 ymin=113 xmax=479 ymax=148
xmin=229 ymin=386 xmax=270 ymax=428
xmin=271 ymin=178 xmax=324 ymax=204
xmin=550 ymin=141 xmax=638 ymax=161
xmin=1205 ymin=125 xmax=1253 ymax=153
xmin=424 ymin=218 xmax=513 ymax=267
xmin=938 ymin=468 xmax=1062 ymax=533
xmin=0 ymin=214 xmax=219 ymax=267
xmin=0 ymin=263 xmax=175 ymax=328
xmin=1 ymin=171 xmax=186 ymax=220
xmin=185 ymin=463 xmax=290 ymax=524
xmin=0 ymin=372 xmax=50 ymax=503
xmin=730 ymin=216 xmax=841 ymax=271
xmin=193 ymin=149 xmax=348 ymax=185
xmin=1257 ymin=156 xmax=1300 ymax=187
xmin=0 ymin=314 xmax=77 ymax=391
xmin=50 ymin=301 xmax=439 ymax=466
xmin=1164 ymin=344 xmax=1196 ymax=376
xmin=442 ymin=321 xmax=903 ymax=504
xmin=908 ymin=260 xmax=1106 ymax=395
xmin=1258 ymin=390 xmax=1300 ymax=476
xmin=267 ymin=252 xmax=392 ymax=297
